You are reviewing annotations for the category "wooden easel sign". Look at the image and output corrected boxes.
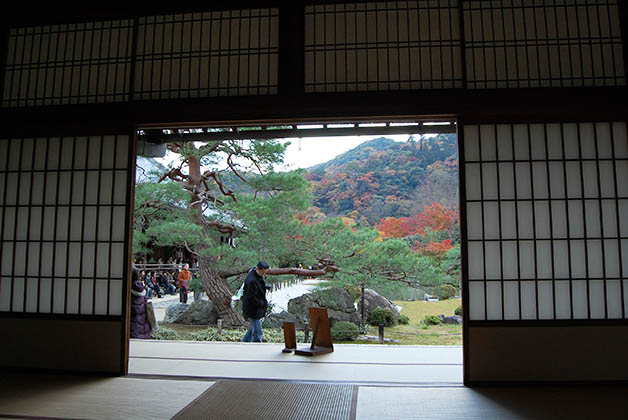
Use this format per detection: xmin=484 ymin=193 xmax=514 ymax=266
xmin=294 ymin=307 xmax=334 ymax=356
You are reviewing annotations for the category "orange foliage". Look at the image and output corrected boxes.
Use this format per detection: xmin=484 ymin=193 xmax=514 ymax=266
xmin=414 ymin=202 xmax=459 ymax=237
xmin=376 ymin=202 xmax=458 ymax=239
xmin=417 ymin=239 xmax=454 ymax=257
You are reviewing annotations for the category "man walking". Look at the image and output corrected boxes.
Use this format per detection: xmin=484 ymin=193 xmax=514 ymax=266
xmin=241 ymin=261 xmax=271 ymax=342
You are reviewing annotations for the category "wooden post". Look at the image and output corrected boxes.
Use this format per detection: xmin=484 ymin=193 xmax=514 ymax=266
xmin=217 ymin=319 xmax=223 ymax=335
xmin=282 ymin=321 xmax=297 ymax=353
xmin=378 ymin=325 xmax=384 ymax=344
xmin=360 ymin=283 xmax=365 ymax=327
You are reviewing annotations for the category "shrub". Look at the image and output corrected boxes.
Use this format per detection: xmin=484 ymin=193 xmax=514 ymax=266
xmin=183 ymin=327 xmax=306 ymax=343
xmin=437 ymin=284 xmax=457 ymax=300
xmin=184 ymin=328 xmax=242 ymax=342
xmin=151 ymin=326 xmax=178 ymax=340
xmin=398 ymin=314 xmax=410 ymax=325
xmin=454 ymin=306 xmax=463 ymax=316
xmin=423 ymin=315 xmax=442 ymax=326
xmin=368 ymin=307 xmax=396 ymax=327
xmin=331 ymin=321 xmax=360 ymax=341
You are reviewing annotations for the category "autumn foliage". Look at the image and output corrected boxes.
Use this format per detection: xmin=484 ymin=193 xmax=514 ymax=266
xmin=376 ymin=202 xmax=459 ymax=257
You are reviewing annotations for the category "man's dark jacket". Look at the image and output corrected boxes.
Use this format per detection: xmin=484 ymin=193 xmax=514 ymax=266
xmin=241 ymin=268 xmax=268 ymax=319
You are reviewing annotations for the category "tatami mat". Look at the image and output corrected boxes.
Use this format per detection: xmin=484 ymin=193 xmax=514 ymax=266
xmin=0 ymin=373 xmax=213 ymax=420
xmin=1 ymin=373 xmax=627 ymax=420
xmin=173 ymin=380 xmax=356 ymax=420
xmin=356 ymin=386 xmax=628 ymax=420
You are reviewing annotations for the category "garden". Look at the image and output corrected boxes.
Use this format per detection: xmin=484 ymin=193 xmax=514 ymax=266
xmin=151 ymin=297 xmax=462 ymax=346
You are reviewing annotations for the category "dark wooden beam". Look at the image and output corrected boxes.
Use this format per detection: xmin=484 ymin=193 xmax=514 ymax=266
xmin=140 ymin=124 xmax=456 ymax=143
xmin=619 ymin=0 xmax=628 ymax=87
xmin=278 ymin=3 xmax=305 ymax=96
xmin=1 ymin=87 xmax=626 ymax=137
xmin=0 ymin=3 xmax=283 ymax=28
xmin=0 ymin=26 xmax=8 ymax=105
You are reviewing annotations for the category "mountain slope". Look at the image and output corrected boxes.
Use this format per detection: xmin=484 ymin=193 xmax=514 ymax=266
xmin=304 ymin=134 xmax=458 ymax=224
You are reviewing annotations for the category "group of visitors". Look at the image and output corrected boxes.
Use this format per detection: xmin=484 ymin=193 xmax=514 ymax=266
xmin=140 ymin=270 xmax=174 ymax=299
xmin=130 ymin=258 xmax=273 ymax=344
xmin=136 ymin=264 xmax=192 ymax=303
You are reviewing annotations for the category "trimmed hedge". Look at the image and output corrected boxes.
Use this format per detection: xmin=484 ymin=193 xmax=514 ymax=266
xmin=331 ymin=321 xmax=360 ymax=341
xmin=183 ymin=327 xmax=306 ymax=343
xmin=423 ymin=314 xmax=442 ymax=326
xmin=368 ymin=307 xmax=396 ymax=327
xmin=151 ymin=326 xmax=178 ymax=340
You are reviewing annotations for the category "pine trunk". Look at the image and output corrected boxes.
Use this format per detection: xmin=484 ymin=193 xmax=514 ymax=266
xmin=198 ymin=256 xmax=246 ymax=327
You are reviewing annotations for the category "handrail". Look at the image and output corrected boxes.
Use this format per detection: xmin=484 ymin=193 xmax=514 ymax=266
xmin=133 ymin=263 xmax=199 ymax=272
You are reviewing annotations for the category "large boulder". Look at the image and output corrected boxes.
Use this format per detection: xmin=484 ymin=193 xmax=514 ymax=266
xmin=163 ymin=300 xmax=219 ymax=325
xmin=326 ymin=309 xmax=352 ymax=326
xmin=263 ymin=311 xmax=298 ymax=329
xmin=438 ymin=314 xmax=462 ymax=325
xmin=288 ymin=287 xmax=359 ymax=327
xmin=358 ymin=288 xmax=400 ymax=320
xmin=315 ymin=287 xmax=356 ymax=313
xmin=326 ymin=308 xmax=363 ymax=326
xmin=163 ymin=303 xmax=189 ymax=323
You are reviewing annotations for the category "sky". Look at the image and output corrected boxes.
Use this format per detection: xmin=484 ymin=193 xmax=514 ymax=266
xmin=155 ymin=134 xmax=421 ymax=171
xmin=278 ymin=134 xmax=414 ymax=170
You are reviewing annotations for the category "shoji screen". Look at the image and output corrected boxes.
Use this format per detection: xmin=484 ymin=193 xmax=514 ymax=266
xmin=463 ymin=122 xmax=628 ymax=321
xmin=0 ymin=135 xmax=131 ymax=316
xmin=463 ymin=0 xmax=625 ymax=88
xmin=134 ymin=9 xmax=279 ymax=99
xmin=304 ymin=1 xmax=464 ymax=92
xmin=2 ymin=21 xmax=134 ymax=107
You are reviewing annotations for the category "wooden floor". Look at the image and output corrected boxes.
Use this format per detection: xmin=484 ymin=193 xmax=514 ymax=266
xmin=129 ymin=340 xmax=463 ymax=385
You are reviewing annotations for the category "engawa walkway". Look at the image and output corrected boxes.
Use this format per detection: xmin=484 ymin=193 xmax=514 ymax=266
xmin=128 ymin=340 xmax=463 ymax=385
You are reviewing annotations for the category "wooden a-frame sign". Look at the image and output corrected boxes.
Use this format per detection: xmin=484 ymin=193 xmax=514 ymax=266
xmin=294 ymin=307 xmax=334 ymax=356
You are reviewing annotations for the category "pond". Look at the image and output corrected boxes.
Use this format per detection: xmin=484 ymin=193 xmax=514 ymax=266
xmin=266 ymin=278 xmax=324 ymax=313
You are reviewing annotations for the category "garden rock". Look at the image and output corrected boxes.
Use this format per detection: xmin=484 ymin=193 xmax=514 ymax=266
xmin=163 ymin=303 xmax=189 ymax=323
xmin=264 ymin=311 xmax=298 ymax=329
xmin=163 ymin=300 xmax=219 ymax=325
xmin=326 ymin=308 xmax=364 ymax=327
xmin=317 ymin=287 xmax=356 ymax=313
xmin=287 ymin=294 xmax=319 ymax=326
xmin=287 ymin=287 xmax=358 ymax=327
xmin=441 ymin=315 xmax=462 ymax=325
xmin=358 ymin=288 xmax=400 ymax=320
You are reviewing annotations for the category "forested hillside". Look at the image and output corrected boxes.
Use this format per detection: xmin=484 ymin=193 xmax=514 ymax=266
xmin=304 ymin=134 xmax=458 ymax=225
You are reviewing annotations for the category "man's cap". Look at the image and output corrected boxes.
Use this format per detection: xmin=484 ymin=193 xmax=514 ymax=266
xmin=257 ymin=261 xmax=270 ymax=269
